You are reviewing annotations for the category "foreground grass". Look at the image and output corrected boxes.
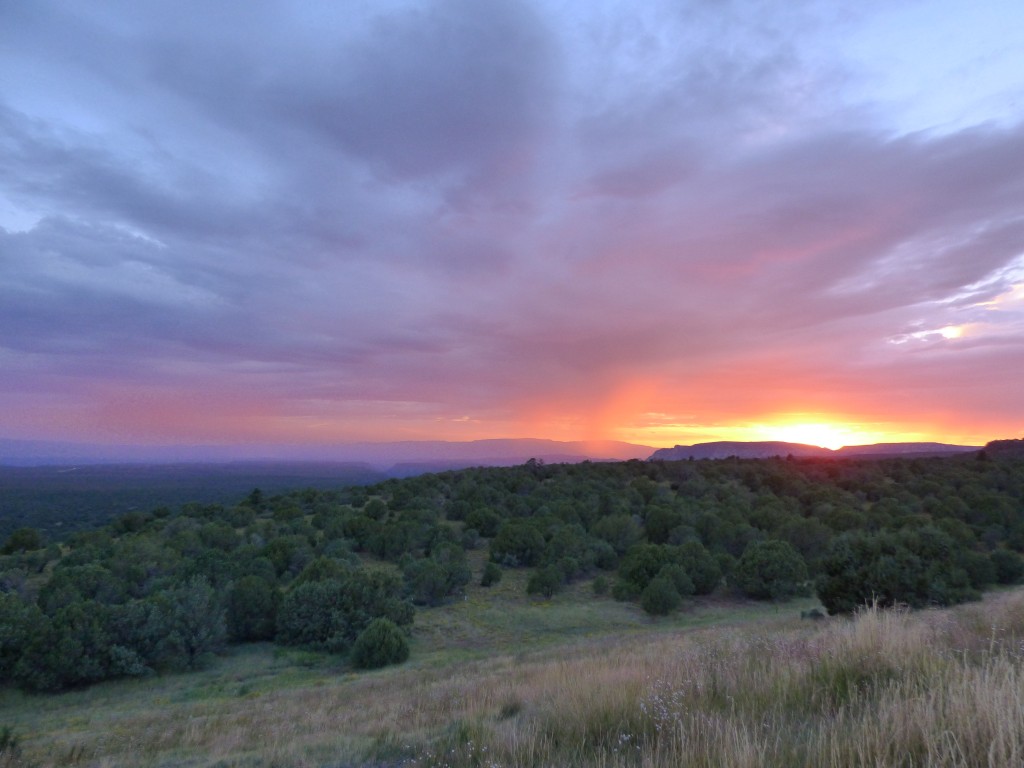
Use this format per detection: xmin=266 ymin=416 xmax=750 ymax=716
xmin=4 ymin=582 xmax=1024 ymax=767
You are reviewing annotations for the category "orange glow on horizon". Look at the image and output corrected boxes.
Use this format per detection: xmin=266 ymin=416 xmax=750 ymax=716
xmin=53 ymin=376 xmax=1005 ymax=451
xmin=613 ymin=409 xmax=986 ymax=450
xmin=749 ymin=421 xmax=890 ymax=450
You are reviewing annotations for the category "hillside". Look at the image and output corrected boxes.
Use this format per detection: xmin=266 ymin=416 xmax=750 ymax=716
xmin=3 ymin=451 xmax=1024 ymax=765
xmin=4 ymin=452 xmax=1024 ymax=676
xmin=4 ymin=566 xmax=1024 ymax=766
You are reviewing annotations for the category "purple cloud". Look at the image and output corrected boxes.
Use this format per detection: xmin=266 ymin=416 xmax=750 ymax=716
xmin=1 ymin=0 xmax=1023 ymax=449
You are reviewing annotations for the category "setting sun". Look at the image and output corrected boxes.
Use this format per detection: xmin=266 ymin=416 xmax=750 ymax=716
xmin=749 ymin=420 xmax=895 ymax=450
xmin=770 ymin=424 xmax=853 ymax=450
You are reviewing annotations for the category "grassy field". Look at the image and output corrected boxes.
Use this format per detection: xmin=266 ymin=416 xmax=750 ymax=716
xmin=3 ymin=564 xmax=1024 ymax=767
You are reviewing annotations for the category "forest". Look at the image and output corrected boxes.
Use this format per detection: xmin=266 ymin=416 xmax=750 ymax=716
xmin=2 ymin=449 xmax=1024 ymax=693
xmin=0 ymin=462 xmax=387 ymax=544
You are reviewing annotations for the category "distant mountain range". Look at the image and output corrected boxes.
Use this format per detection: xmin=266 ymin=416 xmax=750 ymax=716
xmin=648 ymin=441 xmax=982 ymax=461
xmin=0 ymin=437 xmax=654 ymax=473
xmin=2 ymin=436 xmax=1010 ymax=475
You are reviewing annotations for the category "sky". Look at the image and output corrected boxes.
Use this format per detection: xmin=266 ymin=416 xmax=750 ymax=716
xmin=2 ymin=0 xmax=1024 ymax=454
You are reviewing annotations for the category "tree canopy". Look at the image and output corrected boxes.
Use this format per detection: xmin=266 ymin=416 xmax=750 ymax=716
xmin=2 ymin=452 xmax=1023 ymax=691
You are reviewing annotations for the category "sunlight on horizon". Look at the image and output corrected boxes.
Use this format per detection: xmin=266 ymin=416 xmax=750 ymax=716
xmin=754 ymin=422 xmax=891 ymax=450
xmin=622 ymin=415 xmax=915 ymax=450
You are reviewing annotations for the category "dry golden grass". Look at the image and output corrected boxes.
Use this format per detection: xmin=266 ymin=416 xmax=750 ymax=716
xmin=5 ymin=587 xmax=1024 ymax=767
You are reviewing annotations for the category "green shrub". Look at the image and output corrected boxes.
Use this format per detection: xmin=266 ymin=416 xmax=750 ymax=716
xmin=226 ymin=576 xmax=280 ymax=642
xmin=617 ymin=544 xmax=671 ymax=591
xmin=276 ymin=570 xmax=412 ymax=651
xmin=526 ymin=566 xmax=563 ymax=598
xmin=491 ymin=521 xmax=546 ymax=567
xmin=657 ymin=563 xmax=694 ymax=598
xmin=350 ymin=618 xmax=409 ymax=670
xmin=734 ymin=540 xmax=808 ymax=601
xmin=481 ymin=561 xmax=502 ymax=587
xmin=677 ymin=541 xmax=721 ymax=594
xmin=958 ymin=549 xmax=997 ymax=589
xmin=640 ymin=576 xmax=681 ymax=616
xmin=403 ymin=559 xmax=449 ymax=606
xmin=991 ymin=548 xmax=1024 ymax=584
xmin=816 ymin=527 xmax=979 ymax=614
xmin=611 ymin=578 xmax=640 ymax=601
xmin=1 ymin=527 xmax=43 ymax=555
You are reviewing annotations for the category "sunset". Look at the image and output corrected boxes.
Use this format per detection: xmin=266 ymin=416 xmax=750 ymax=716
xmin=3 ymin=0 xmax=1024 ymax=457
xmin=5 ymin=4 xmax=1024 ymax=758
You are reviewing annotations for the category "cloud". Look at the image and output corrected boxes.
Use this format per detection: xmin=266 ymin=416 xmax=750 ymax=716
xmin=1 ymin=0 xmax=1023 ymax=447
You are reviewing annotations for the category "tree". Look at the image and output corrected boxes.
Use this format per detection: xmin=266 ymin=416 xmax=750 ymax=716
xmin=364 ymin=499 xmax=389 ymax=521
xmin=276 ymin=580 xmax=347 ymax=650
xmin=526 ymin=566 xmax=563 ymax=598
xmin=1 ymin=527 xmax=43 ymax=555
xmin=0 ymin=593 xmax=43 ymax=682
xmin=617 ymin=544 xmax=672 ymax=593
xmin=991 ymin=548 xmax=1024 ymax=584
xmin=403 ymin=559 xmax=449 ymax=606
xmin=464 ymin=507 xmax=501 ymax=538
xmin=480 ymin=561 xmax=502 ymax=587
xmin=644 ymin=506 xmax=683 ymax=545
xmin=640 ymin=576 xmax=681 ymax=616
xmin=431 ymin=543 xmax=471 ymax=596
xmin=226 ymin=576 xmax=280 ymax=642
xmin=677 ymin=541 xmax=721 ymax=595
xmin=815 ymin=527 xmax=978 ymax=615
xmin=957 ymin=549 xmax=996 ymax=590
xmin=276 ymin=570 xmax=412 ymax=653
xmin=734 ymin=540 xmax=808 ymax=601
xmin=13 ymin=599 xmax=136 ymax=691
xmin=156 ymin=577 xmax=227 ymax=669
xmin=292 ymin=557 xmax=350 ymax=587
xmin=403 ymin=542 xmax=470 ymax=606
xmin=490 ymin=521 xmax=546 ymax=567
xmin=656 ymin=563 xmax=694 ymax=599
xmin=592 ymin=514 xmax=642 ymax=555
xmin=38 ymin=563 xmax=126 ymax=613
xmin=350 ymin=618 xmax=409 ymax=669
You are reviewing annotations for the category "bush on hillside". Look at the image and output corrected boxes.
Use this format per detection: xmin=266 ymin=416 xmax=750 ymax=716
xmin=276 ymin=571 xmax=412 ymax=652
xmin=991 ymin=548 xmax=1024 ymax=584
xmin=734 ymin=540 xmax=808 ymax=601
xmin=526 ymin=566 xmax=563 ymax=598
xmin=350 ymin=618 xmax=409 ymax=670
xmin=490 ymin=521 xmax=546 ymax=567
xmin=481 ymin=561 xmax=502 ymax=587
xmin=816 ymin=527 xmax=978 ymax=614
xmin=640 ymin=576 xmax=681 ymax=616
xmin=227 ymin=576 xmax=280 ymax=642
xmin=677 ymin=541 xmax=721 ymax=595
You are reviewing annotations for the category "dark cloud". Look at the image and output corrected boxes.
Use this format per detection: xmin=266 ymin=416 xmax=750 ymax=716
xmin=281 ymin=0 xmax=554 ymax=183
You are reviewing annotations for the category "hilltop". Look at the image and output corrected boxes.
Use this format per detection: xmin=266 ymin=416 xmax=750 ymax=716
xmin=985 ymin=437 xmax=1024 ymax=458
